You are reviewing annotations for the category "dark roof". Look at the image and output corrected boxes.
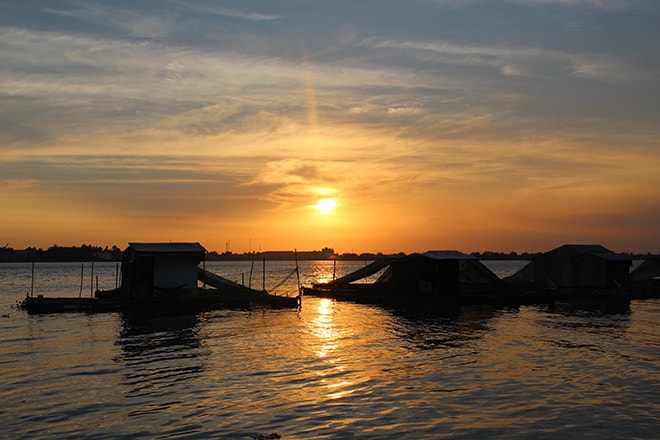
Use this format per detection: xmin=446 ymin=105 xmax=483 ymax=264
xmin=558 ymin=244 xmax=611 ymax=254
xmin=127 ymin=242 xmax=206 ymax=254
xmin=564 ymin=244 xmax=630 ymax=262
xmin=543 ymin=244 xmax=630 ymax=262
xmin=574 ymin=252 xmax=631 ymax=262
xmin=423 ymin=250 xmax=477 ymax=260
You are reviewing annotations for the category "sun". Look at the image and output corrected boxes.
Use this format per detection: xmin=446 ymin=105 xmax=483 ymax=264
xmin=315 ymin=198 xmax=337 ymax=215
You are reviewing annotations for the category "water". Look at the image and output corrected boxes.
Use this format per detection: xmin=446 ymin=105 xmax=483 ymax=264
xmin=1 ymin=261 xmax=658 ymax=439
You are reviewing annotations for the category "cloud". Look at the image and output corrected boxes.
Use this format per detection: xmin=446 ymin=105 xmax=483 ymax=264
xmin=1 ymin=0 xmax=659 ymax=252
xmin=1 ymin=179 xmax=39 ymax=189
xmin=361 ymin=36 xmax=655 ymax=84
xmin=505 ymin=0 xmax=647 ymax=10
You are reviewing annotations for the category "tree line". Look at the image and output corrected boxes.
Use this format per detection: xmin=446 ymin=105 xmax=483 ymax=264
xmin=0 ymin=244 xmax=123 ymax=262
xmin=1 ymin=244 xmax=655 ymax=263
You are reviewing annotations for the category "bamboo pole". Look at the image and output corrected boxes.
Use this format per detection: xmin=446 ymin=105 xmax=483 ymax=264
xmin=90 ymin=261 xmax=94 ymax=297
xmin=30 ymin=261 xmax=35 ymax=298
xmin=295 ymin=249 xmax=302 ymax=298
xmin=79 ymin=262 xmax=84 ymax=298
xmin=249 ymin=259 xmax=254 ymax=289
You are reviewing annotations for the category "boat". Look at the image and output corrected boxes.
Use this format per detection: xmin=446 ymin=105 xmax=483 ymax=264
xmin=19 ymin=242 xmax=300 ymax=314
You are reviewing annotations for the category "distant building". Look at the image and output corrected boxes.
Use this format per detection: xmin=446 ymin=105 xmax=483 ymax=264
xmin=262 ymin=248 xmax=335 ymax=260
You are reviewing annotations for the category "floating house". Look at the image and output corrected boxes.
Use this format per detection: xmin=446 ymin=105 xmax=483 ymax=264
xmin=120 ymin=242 xmax=206 ymax=300
xmin=303 ymin=251 xmax=506 ymax=304
xmin=505 ymin=244 xmax=631 ymax=292
xmin=20 ymin=242 xmax=299 ymax=313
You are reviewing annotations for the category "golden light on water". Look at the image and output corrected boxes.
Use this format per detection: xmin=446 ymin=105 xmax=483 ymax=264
xmin=310 ymin=298 xmax=339 ymax=358
xmin=307 ymin=297 xmax=357 ymax=400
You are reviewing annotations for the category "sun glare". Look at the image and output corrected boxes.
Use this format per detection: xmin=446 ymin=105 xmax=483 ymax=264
xmin=315 ymin=198 xmax=337 ymax=215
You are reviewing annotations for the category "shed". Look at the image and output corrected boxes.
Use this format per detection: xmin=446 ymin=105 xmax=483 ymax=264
xmin=511 ymin=244 xmax=631 ymax=290
xmin=121 ymin=242 xmax=206 ymax=300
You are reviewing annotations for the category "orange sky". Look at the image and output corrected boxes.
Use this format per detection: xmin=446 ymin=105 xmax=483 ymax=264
xmin=1 ymin=2 xmax=659 ymax=254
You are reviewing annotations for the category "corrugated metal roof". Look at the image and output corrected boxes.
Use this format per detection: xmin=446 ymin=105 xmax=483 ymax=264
xmin=562 ymin=244 xmax=631 ymax=262
xmin=423 ymin=250 xmax=477 ymax=260
xmin=128 ymin=242 xmax=206 ymax=253
xmin=562 ymin=244 xmax=611 ymax=254
xmin=573 ymin=252 xmax=631 ymax=262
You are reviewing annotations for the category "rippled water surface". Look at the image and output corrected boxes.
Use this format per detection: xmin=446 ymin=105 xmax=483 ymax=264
xmin=1 ymin=261 xmax=658 ymax=439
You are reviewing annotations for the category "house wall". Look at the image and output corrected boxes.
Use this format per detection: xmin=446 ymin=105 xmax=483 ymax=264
xmin=606 ymin=261 xmax=630 ymax=287
xmin=153 ymin=254 xmax=199 ymax=289
xmin=563 ymin=254 xmax=607 ymax=287
xmin=533 ymin=248 xmax=570 ymax=289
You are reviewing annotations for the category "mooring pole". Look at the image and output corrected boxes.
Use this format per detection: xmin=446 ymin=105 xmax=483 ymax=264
xmin=115 ymin=262 xmax=119 ymax=289
xmin=30 ymin=261 xmax=35 ymax=298
xmin=249 ymin=259 xmax=255 ymax=289
xmin=295 ymin=249 xmax=302 ymax=297
xmin=262 ymin=255 xmax=266 ymax=292
xmin=202 ymin=258 xmax=206 ymax=291
xmin=90 ymin=261 xmax=94 ymax=297
xmin=79 ymin=262 xmax=84 ymax=298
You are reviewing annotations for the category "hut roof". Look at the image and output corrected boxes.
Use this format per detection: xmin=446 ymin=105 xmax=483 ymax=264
xmin=127 ymin=242 xmax=206 ymax=254
xmin=541 ymin=244 xmax=630 ymax=262
xmin=423 ymin=250 xmax=477 ymax=260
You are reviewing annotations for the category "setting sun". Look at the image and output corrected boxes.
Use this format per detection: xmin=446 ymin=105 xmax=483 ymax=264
xmin=315 ymin=198 xmax=338 ymax=215
xmin=1 ymin=1 xmax=659 ymax=255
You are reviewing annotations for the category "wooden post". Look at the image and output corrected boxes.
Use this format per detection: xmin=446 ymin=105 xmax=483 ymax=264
xmin=249 ymin=259 xmax=254 ymax=289
xmin=90 ymin=261 xmax=94 ymax=297
xmin=79 ymin=263 xmax=84 ymax=298
xmin=115 ymin=262 xmax=119 ymax=289
xmin=295 ymin=249 xmax=302 ymax=298
xmin=30 ymin=261 xmax=35 ymax=298
xmin=262 ymin=255 xmax=266 ymax=292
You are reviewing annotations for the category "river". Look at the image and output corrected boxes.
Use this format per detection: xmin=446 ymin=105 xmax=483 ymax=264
xmin=1 ymin=260 xmax=658 ymax=439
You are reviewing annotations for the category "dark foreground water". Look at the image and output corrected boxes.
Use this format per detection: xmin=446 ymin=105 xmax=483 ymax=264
xmin=1 ymin=261 xmax=658 ymax=439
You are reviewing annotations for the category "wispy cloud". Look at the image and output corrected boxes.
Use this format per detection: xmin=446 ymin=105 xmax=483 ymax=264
xmin=361 ymin=36 xmax=657 ymax=84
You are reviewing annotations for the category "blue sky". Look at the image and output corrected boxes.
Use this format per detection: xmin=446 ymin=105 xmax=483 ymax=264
xmin=1 ymin=0 xmax=659 ymax=253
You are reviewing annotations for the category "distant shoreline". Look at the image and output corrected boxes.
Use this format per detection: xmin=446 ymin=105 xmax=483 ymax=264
xmin=1 ymin=244 xmax=656 ymax=263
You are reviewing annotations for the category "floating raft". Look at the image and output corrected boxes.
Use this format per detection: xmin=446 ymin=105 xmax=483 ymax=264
xmin=19 ymin=287 xmax=299 ymax=314
xmin=19 ymin=296 xmax=118 ymax=314
xmin=19 ymin=266 xmax=299 ymax=314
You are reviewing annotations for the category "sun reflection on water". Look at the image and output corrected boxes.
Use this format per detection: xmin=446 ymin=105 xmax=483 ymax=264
xmin=307 ymin=298 xmax=358 ymax=399
xmin=310 ymin=298 xmax=339 ymax=358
